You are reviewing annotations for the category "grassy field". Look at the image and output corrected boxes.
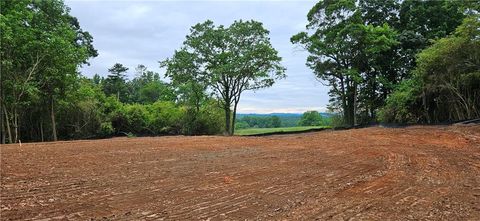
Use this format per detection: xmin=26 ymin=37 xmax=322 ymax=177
xmin=235 ymin=126 xmax=330 ymax=135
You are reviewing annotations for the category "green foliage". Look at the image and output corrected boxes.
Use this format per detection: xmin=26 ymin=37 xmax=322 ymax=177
xmin=2 ymin=0 xmax=478 ymax=143
xmin=298 ymin=111 xmax=326 ymax=126
xmin=0 ymin=0 xmax=97 ymax=143
xmin=99 ymin=122 xmax=114 ymax=137
xmin=380 ymin=15 xmax=480 ymax=123
xmin=278 ymin=115 xmax=302 ymax=127
xmin=182 ymin=100 xmax=225 ymax=135
xmin=128 ymin=64 xmax=176 ymax=104
xmin=292 ymin=0 xmax=400 ymax=126
xmin=103 ymin=63 xmax=129 ymax=102
xmin=137 ymin=81 xmax=175 ymax=104
xmin=162 ymin=19 xmax=286 ymax=135
xmin=378 ymin=78 xmax=423 ymax=123
xmin=147 ymin=101 xmax=183 ymax=134
xmin=271 ymin=116 xmax=281 ymax=128
xmin=236 ymin=115 xmax=283 ymax=129
xmin=55 ymin=78 xmax=106 ymax=139
xmin=235 ymin=121 xmax=250 ymax=130
xmin=329 ymin=114 xmax=347 ymax=128
xmin=293 ymin=0 xmax=471 ymax=126
xmin=106 ymin=99 xmax=223 ymax=137
xmin=125 ymin=104 xmax=150 ymax=134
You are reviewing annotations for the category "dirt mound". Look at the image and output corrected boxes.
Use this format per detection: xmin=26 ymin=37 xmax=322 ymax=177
xmin=1 ymin=125 xmax=479 ymax=220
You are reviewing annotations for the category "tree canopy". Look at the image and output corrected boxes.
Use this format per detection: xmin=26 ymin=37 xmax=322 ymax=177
xmin=292 ymin=0 xmax=474 ymax=126
xmin=161 ymin=20 xmax=286 ymax=135
xmin=1 ymin=0 xmax=478 ymax=143
xmin=1 ymin=0 xmax=97 ymax=142
xmin=379 ymin=15 xmax=480 ymax=123
xmin=298 ymin=111 xmax=326 ymax=126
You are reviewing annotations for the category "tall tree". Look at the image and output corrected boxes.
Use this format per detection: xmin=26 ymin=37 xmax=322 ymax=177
xmin=1 ymin=0 xmax=42 ymax=143
xmin=161 ymin=51 xmax=208 ymax=112
xmin=103 ymin=63 xmax=129 ymax=102
xmin=292 ymin=0 xmax=468 ymax=126
xmin=292 ymin=0 xmax=398 ymax=126
xmin=0 ymin=0 xmax=96 ymax=142
xmin=380 ymin=15 xmax=480 ymax=123
xmin=162 ymin=20 xmax=285 ymax=135
xmin=130 ymin=64 xmax=175 ymax=104
xmin=299 ymin=111 xmax=325 ymax=126
xmin=397 ymin=0 xmax=467 ymax=79
xmin=34 ymin=0 xmax=97 ymax=141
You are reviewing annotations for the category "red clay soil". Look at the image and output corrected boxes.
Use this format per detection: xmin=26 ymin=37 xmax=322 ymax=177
xmin=1 ymin=125 xmax=479 ymax=220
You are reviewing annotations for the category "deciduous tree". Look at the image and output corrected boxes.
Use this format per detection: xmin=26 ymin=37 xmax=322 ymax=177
xmin=162 ymin=20 xmax=285 ymax=135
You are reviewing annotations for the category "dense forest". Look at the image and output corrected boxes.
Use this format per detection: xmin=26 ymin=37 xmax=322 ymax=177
xmin=1 ymin=0 xmax=479 ymax=144
xmin=292 ymin=0 xmax=480 ymax=126
xmin=0 ymin=1 xmax=227 ymax=143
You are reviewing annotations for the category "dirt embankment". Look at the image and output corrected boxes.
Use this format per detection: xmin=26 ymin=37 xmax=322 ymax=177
xmin=1 ymin=125 xmax=479 ymax=220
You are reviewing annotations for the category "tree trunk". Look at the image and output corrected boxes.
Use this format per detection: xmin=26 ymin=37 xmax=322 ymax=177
xmin=353 ymin=81 xmax=357 ymax=126
xmin=40 ymin=119 xmax=44 ymax=142
xmin=344 ymin=81 xmax=355 ymax=127
xmin=346 ymin=94 xmax=355 ymax=127
xmin=13 ymin=108 xmax=18 ymax=143
xmin=51 ymin=96 xmax=57 ymax=141
xmin=194 ymin=85 xmax=202 ymax=113
xmin=224 ymin=105 xmax=231 ymax=136
xmin=422 ymin=90 xmax=430 ymax=123
xmin=231 ymin=100 xmax=239 ymax=136
xmin=0 ymin=68 xmax=3 ymax=144
xmin=0 ymin=103 xmax=4 ymax=144
xmin=3 ymin=105 xmax=12 ymax=144
xmin=340 ymin=78 xmax=348 ymax=127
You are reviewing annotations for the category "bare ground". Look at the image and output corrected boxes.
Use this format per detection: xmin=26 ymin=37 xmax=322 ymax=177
xmin=1 ymin=125 xmax=479 ymax=220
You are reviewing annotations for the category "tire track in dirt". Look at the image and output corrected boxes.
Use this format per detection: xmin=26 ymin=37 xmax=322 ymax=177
xmin=1 ymin=125 xmax=479 ymax=220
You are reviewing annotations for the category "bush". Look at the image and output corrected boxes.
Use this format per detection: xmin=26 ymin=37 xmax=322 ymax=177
xmin=110 ymin=104 xmax=149 ymax=135
xmin=99 ymin=122 xmax=114 ymax=137
xmin=235 ymin=121 xmax=249 ymax=129
xmin=181 ymin=101 xmax=224 ymax=135
xmin=329 ymin=114 xmax=346 ymax=128
xmin=148 ymin=101 xmax=183 ymax=134
xmin=378 ymin=78 xmax=423 ymax=124
xmin=124 ymin=104 xmax=150 ymax=134
xmin=298 ymin=111 xmax=324 ymax=126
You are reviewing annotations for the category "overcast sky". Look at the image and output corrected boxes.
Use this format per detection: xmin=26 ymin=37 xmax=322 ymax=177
xmin=65 ymin=0 xmax=330 ymax=114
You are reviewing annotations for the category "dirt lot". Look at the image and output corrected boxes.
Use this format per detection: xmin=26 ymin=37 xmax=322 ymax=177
xmin=1 ymin=125 xmax=480 ymax=220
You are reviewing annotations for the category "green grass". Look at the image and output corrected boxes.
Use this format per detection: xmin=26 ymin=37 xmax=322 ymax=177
xmin=235 ymin=126 xmax=330 ymax=136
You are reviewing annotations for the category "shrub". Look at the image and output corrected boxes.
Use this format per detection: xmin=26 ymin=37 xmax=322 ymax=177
xmin=298 ymin=111 xmax=324 ymax=126
xmin=148 ymin=101 xmax=183 ymax=134
xmin=124 ymin=104 xmax=150 ymax=134
xmin=181 ymin=101 xmax=224 ymax=135
xmin=99 ymin=122 xmax=114 ymax=137
xmin=378 ymin=78 xmax=423 ymax=124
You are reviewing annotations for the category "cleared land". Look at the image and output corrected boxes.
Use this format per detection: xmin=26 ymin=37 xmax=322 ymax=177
xmin=235 ymin=126 xmax=329 ymax=135
xmin=1 ymin=125 xmax=480 ymax=220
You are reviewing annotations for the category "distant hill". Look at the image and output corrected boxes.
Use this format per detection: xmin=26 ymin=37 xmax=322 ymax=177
xmin=237 ymin=112 xmax=333 ymax=127
xmin=237 ymin=112 xmax=333 ymax=118
xmin=237 ymin=113 xmax=301 ymax=117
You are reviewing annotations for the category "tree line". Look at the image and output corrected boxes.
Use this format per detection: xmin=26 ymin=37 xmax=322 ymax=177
xmin=235 ymin=111 xmax=330 ymax=129
xmin=293 ymin=0 xmax=479 ymax=126
xmin=0 ymin=0 xmax=284 ymax=143
xmin=235 ymin=115 xmax=282 ymax=129
xmin=1 ymin=0 xmax=97 ymax=143
xmin=1 ymin=0 xmax=479 ymax=144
